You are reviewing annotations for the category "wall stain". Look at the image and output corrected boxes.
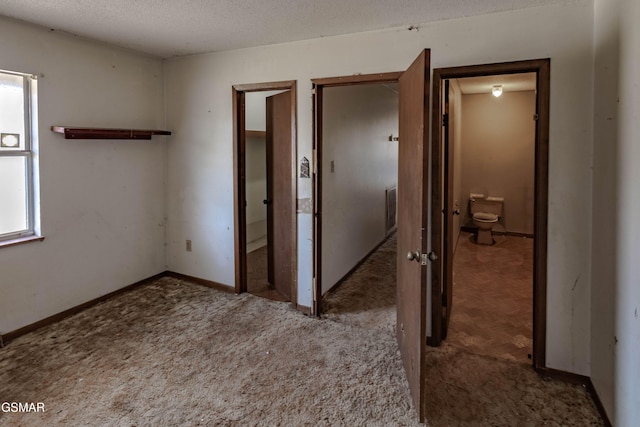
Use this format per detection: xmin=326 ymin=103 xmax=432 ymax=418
xmin=571 ymin=274 xmax=581 ymax=291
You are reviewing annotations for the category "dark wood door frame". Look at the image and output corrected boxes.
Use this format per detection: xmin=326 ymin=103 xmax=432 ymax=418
xmin=232 ymin=80 xmax=298 ymax=306
xmin=311 ymin=72 xmax=403 ymax=316
xmin=442 ymin=79 xmax=453 ymax=340
xmin=430 ymin=59 xmax=550 ymax=371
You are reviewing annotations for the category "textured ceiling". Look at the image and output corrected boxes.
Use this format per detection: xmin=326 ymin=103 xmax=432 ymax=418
xmin=0 ymin=0 xmax=568 ymax=58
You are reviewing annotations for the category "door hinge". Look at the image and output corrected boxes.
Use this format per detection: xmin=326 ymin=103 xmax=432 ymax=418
xmin=533 ymin=113 xmax=539 ymax=121
xmin=312 ymin=149 xmax=317 ymax=173
xmin=442 ymin=113 xmax=449 ymax=127
xmin=311 ymin=87 xmax=316 ymax=95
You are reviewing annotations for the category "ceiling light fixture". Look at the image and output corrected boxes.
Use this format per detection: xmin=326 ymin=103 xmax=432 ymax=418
xmin=1 ymin=133 xmax=20 ymax=148
xmin=492 ymin=85 xmax=503 ymax=97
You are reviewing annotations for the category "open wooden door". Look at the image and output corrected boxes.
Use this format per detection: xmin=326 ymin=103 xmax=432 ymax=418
xmin=265 ymin=91 xmax=293 ymax=300
xmin=397 ymin=49 xmax=431 ymax=423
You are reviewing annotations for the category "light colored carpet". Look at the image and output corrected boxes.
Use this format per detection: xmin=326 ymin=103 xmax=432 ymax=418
xmin=423 ymin=343 xmax=603 ymax=426
xmin=1 ymin=233 xmax=604 ymax=426
xmin=0 ymin=278 xmax=417 ymax=426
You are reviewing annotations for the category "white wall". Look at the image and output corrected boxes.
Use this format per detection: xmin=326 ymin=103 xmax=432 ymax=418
xmin=615 ymin=0 xmax=640 ymax=421
xmin=592 ymin=0 xmax=640 ymax=423
xmin=164 ymin=1 xmax=594 ymax=374
xmin=591 ymin=0 xmax=618 ymax=419
xmin=0 ymin=17 xmax=166 ymax=334
xmin=321 ymin=84 xmax=398 ymax=294
xmin=460 ymin=91 xmax=536 ymax=235
xmin=245 ymin=90 xmax=284 ymax=131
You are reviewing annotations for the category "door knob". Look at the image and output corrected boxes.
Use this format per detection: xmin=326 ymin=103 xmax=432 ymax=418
xmin=406 ymin=250 xmax=421 ymax=262
xmin=453 ymin=209 xmax=461 ymax=215
xmin=263 ymin=199 xmax=271 ymax=205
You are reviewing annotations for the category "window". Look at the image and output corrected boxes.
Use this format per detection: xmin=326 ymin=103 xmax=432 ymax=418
xmin=0 ymin=69 xmax=39 ymax=243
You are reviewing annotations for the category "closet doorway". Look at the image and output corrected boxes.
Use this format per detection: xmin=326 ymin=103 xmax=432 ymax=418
xmin=233 ymin=81 xmax=297 ymax=304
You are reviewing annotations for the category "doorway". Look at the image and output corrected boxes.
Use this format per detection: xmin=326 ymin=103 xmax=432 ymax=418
xmin=312 ymin=51 xmax=432 ymax=421
xmin=233 ymin=81 xmax=297 ymax=305
xmin=430 ymin=60 xmax=550 ymax=371
xmin=311 ymin=72 xmax=402 ymax=315
xmin=313 ymin=55 xmax=550 ymax=422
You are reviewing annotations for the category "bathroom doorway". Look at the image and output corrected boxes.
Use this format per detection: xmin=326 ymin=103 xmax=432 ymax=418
xmin=430 ymin=60 xmax=550 ymax=370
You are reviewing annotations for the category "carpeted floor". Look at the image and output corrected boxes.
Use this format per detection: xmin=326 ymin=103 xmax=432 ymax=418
xmin=322 ymin=233 xmax=604 ymax=426
xmin=0 ymin=233 xmax=604 ymax=426
xmin=0 ymin=278 xmax=416 ymax=426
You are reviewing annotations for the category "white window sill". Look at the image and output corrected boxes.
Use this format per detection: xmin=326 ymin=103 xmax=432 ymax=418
xmin=0 ymin=235 xmax=45 ymax=249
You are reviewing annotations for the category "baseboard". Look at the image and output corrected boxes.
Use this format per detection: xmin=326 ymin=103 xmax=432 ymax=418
xmin=0 ymin=271 xmax=167 ymax=346
xmin=0 ymin=271 xmax=248 ymax=347
xmin=536 ymin=367 xmax=611 ymax=426
xmin=500 ymin=231 xmax=534 ymax=238
xmin=460 ymin=225 xmax=533 ymax=238
xmin=322 ymin=232 xmax=395 ymax=299
xmin=296 ymin=304 xmax=313 ymax=316
xmin=164 ymin=271 xmax=234 ymax=293
xmin=586 ymin=379 xmax=613 ymax=427
xmin=536 ymin=366 xmax=590 ymax=385
xmin=168 ymin=271 xmax=307 ymax=316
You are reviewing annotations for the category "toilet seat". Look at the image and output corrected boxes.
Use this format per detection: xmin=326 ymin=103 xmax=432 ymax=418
xmin=472 ymin=212 xmax=498 ymax=222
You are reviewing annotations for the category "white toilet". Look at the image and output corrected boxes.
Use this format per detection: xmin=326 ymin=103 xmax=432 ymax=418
xmin=469 ymin=193 xmax=504 ymax=245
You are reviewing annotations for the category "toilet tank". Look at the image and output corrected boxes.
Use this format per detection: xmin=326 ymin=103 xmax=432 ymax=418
xmin=470 ymin=196 xmax=504 ymax=216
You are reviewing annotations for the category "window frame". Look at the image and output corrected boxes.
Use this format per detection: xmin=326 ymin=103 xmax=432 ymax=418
xmin=0 ymin=69 xmax=38 ymax=243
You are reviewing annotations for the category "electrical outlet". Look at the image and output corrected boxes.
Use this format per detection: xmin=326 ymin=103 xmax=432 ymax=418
xmin=186 ymin=240 xmax=192 ymax=252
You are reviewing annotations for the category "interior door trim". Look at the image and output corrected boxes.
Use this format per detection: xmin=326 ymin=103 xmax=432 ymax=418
xmin=232 ymin=80 xmax=298 ymax=306
xmin=430 ymin=59 xmax=550 ymax=371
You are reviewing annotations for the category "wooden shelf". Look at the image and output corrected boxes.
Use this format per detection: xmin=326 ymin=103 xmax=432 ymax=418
xmin=246 ymin=130 xmax=266 ymax=138
xmin=51 ymin=126 xmax=171 ymax=140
